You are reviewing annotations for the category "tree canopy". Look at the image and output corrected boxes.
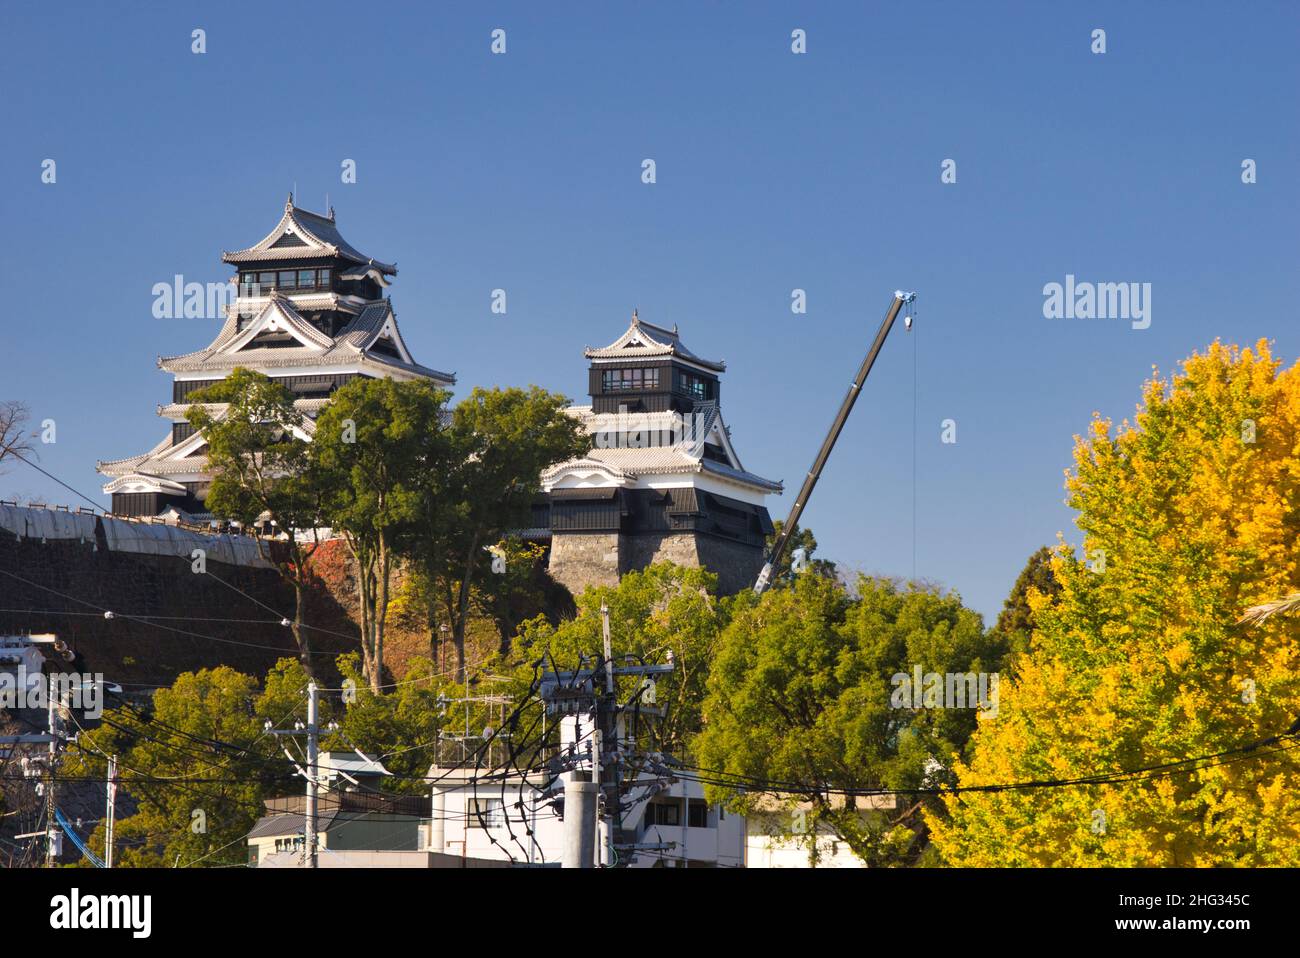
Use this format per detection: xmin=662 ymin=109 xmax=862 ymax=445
xmin=64 ymin=660 xmax=315 ymax=868
xmin=695 ymin=573 xmax=1000 ymax=865
xmin=312 ymin=376 xmax=454 ymax=690
xmin=187 ymin=369 xmax=324 ymax=671
xmin=930 ymin=340 xmax=1300 ymax=866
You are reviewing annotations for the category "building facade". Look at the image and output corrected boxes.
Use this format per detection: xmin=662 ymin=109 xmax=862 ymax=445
xmin=426 ymin=714 xmax=745 ymax=868
xmin=98 ymin=196 xmax=454 ymax=519
xmin=540 ymin=312 xmax=781 ymax=595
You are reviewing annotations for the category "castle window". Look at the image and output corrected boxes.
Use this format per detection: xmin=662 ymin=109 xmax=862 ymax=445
xmin=675 ymin=370 xmax=713 ymax=400
xmin=603 ymin=367 xmax=659 ymax=391
xmin=298 ymin=270 xmax=316 ymax=289
xmin=277 ymin=270 xmax=298 ymax=290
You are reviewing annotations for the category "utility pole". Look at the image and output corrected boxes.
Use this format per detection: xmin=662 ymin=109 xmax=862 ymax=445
xmin=104 ymin=754 xmax=117 ymax=869
xmin=305 ymin=680 xmax=319 ymax=869
xmin=598 ymin=605 xmax=620 ymax=866
xmin=45 ymin=675 xmax=57 ymax=868
xmin=562 ymin=771 xmax=597 ymax=868
xmin=266 ymin=680 xmax=323 ymax=869
xmin=539 ymin=611 xmax=676 ymax=867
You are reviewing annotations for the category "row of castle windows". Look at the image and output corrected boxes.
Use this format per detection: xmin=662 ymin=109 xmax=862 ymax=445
xmin=239 ymin=268 xmax=332 ymax=293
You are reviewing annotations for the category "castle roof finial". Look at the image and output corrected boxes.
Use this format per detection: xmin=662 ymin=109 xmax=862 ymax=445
xmin=631 ymin=308 xmax=639 ymax=326
xmin=286 ymin=190 xmax=294 ymax=210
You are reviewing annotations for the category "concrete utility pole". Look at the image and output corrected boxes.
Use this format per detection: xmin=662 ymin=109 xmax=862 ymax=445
xmin=540 ymin=610 xmax=675 ymax=867
xmin=305 ymin=680 xmax=319 ymax=869
xmin=598 ymin=604 xmax=620 ymax=866
xmin=45 ymin=674 xmax=61 ymax=868
xmin=104 ymin=754 xmax=117 ymax=868
xmin=266 ymin=680 xmax=323 ymax=868
xmin=562 ymin=772 xmax=597 ymax=868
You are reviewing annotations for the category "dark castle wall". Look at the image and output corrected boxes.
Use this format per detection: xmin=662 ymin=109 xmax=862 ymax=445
xmin=0 ymin=531 xmax=357 ymax=688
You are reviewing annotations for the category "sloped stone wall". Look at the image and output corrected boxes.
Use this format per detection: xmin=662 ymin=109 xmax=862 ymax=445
xmin=0 ymin=527 xmax=357 ymax=688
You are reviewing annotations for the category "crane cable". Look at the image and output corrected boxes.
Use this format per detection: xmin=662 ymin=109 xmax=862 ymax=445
xmin=908 ymin=293 xmax=918 ymax=584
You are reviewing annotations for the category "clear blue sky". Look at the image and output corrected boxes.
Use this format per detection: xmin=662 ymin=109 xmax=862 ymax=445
xmin=1 ymin=2 xmax=1296 ymax=622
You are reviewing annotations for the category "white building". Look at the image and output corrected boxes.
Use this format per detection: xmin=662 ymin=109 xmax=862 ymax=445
xmin=425 ymin=716 xmax=745 ymax=868
xmin=743 ymin=794 xmax=898 ymax=868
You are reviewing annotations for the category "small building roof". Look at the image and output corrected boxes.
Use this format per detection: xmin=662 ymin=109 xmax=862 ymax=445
xmin=222 ymin=195 xmax=397 ymax=274
xmin=584 ymin=311 xmax=725 ymax=372
xmin=320 ymin=751 xmax=392 ymax=778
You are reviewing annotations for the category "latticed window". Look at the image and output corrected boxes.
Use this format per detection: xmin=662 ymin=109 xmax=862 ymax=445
xmin=602 ymin=367 xmax=660 ymax=391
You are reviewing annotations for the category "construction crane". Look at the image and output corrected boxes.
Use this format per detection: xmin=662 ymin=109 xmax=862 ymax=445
xmin=753 ymin=289 xmax=916 ymax=594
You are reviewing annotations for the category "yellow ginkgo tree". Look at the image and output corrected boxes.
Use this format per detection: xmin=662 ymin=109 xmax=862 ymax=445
xmin=930 ymin=340 xmax=1300 ymax=866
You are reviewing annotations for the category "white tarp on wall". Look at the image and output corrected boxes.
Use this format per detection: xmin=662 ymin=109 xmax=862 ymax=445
xmin=0 ymin=504 xmax=272 ymax=568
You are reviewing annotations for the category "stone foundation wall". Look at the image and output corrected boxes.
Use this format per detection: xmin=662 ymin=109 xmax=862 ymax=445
xmin=620 ymin=532 xmax=701 ymax=575
xmin=694 ymin=534 xmax=766 ymax=595
xmin=546 ymin=532 xmax=622 ymax=596
xmin=549 ymin=530 xmax=763 ymax=597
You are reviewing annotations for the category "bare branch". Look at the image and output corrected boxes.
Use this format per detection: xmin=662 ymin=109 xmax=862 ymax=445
xmin=0 ymin=400 xmax=37 ymax=475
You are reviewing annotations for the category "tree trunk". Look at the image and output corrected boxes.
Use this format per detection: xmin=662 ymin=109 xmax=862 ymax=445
xmin=349 ymin=536 xmax=377 ymax=691
xmin=374 ymin=532 xmax=390 ymax=693
xmin=453 ymin=533 xmax=480 ymax=682
xmin=292 ymin=574 xmax=313 ymax=679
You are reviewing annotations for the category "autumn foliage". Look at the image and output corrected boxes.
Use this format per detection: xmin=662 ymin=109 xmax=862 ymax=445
xmin=930 ymin=341 xmax=1300 ymax=865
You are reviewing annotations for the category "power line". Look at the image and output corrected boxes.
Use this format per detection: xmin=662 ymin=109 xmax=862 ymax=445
xmin=0 ymin=441 xmax=104 ymax=514
xmin=669 ymin=727 xmax=1300 ymax=799
xmin=0 ymin=566 xmax=344 ymax=657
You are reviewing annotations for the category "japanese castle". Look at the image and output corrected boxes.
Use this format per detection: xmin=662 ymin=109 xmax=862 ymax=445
xmin=539 ymin=312 xmax=781 ymax=595
xmin=97 ymin=196 xmax=454 ymax=518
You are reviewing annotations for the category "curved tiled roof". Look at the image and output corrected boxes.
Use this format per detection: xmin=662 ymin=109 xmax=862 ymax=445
xmin=225 ymin=292 xmax=364 ymax=317
xmin=222 ymin=196 xmax=397 ymax=274
xmin=584 ymin=311 xmax=725 ymax=372
xmin=158 ymin=296 xmax=455 ymax=384
xmin=541 ymin=404 xmax=781 ymax=494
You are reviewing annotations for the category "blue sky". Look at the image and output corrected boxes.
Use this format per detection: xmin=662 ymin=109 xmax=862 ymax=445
xmin=1 ymin=2 xmax=1296 ymax=622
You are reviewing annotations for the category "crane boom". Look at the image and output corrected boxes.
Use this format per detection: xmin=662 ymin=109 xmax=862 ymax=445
xmin=753 ymin=289 xmax=915 ymax=594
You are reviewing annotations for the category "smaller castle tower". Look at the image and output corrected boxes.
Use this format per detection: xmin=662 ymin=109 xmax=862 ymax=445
xmin=541 ymin=312 xmax=781 ymax=595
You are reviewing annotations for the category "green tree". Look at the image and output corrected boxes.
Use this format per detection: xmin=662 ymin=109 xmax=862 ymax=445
xmin=513 ymin=562 xmax=725 ymax=757
xmin=187 ymin=369 xmax=324 ymax=673
xmin=312 ymin=377 xmax=454 ymax=691
xmin=418 ymin=386 xmax=588 ymax=679
xmin=990 ymin=545 xmax=1060 ymax=665
xmin=763 ymin=520 xmax=837 ymax=587
xmin=696 ymin=574 xmax=1000 ymax=866
xmin=63 ymin=663 xmax=315 ymax=867
xmin=326 ymin=653 xmax=454 ymax=792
